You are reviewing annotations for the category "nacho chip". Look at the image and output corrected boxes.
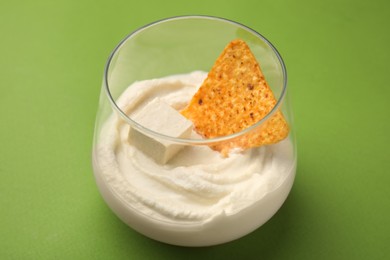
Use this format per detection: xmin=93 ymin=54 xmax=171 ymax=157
xmin=181 ymin=39 xmax=289 ymax=154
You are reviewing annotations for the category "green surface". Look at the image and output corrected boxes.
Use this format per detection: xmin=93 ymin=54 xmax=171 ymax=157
xmin=1 ymin=0 xmax=389 ymax=259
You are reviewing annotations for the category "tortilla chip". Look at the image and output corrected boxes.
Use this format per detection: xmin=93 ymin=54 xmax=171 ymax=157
xmin=181 ymin=39 xmax=289 ymax=154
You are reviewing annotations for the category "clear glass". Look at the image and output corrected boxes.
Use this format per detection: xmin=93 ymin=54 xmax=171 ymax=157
xmin=92 ymin=15 xmax=296 ymax=246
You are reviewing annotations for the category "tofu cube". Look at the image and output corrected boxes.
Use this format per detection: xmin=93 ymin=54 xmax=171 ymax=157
xmin=128 ymin=98 xmax=193 ymax=164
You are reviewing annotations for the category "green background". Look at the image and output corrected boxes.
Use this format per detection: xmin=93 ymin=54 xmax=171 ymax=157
xmin=1 ymin=0 xmax=389 ymax=259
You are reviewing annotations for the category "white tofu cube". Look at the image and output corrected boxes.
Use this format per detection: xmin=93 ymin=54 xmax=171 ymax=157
xmin=128 ymin=98 xmax=193 ymax=164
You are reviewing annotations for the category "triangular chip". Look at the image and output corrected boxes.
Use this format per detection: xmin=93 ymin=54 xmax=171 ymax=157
xmin=181 ymin=39 xmax=289 ymax=154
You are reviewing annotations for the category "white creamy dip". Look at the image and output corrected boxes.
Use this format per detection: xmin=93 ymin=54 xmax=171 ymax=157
xmin=93 ymin=71 xmax=296 ymax=246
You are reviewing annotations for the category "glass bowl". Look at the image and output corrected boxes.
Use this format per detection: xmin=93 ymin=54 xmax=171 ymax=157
xmin=92 ymin=15 xmax=296 ymax=246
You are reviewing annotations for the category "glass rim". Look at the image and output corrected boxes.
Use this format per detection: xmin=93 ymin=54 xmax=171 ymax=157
xmin=103 ymin=15 xmax=288 ymax=145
